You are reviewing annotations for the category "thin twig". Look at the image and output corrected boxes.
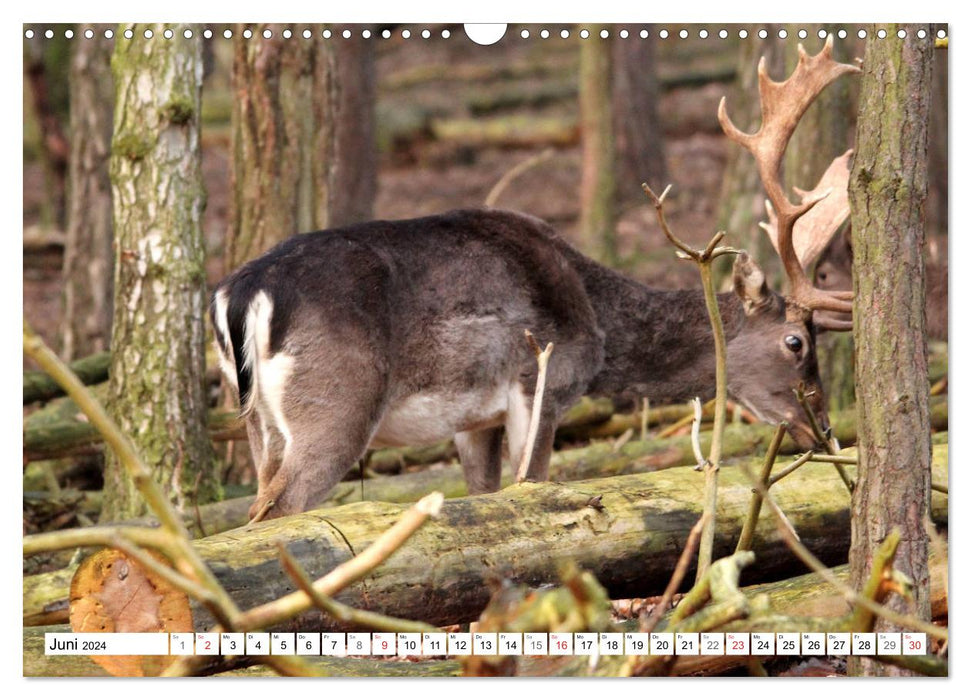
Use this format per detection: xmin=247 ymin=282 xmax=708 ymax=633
xmin=795 ymin=384 xmax=854 ymax=492
xmin=612 ymin=427 xmax=635 ymax=453
xmin=23 ymin=322 xmax=243 ymax=627
xmin=248 ymin=499 xmax=275 ymax=525
xmin=739 ymin=464 xmax=947 ymax=641
xmin=109 ymin=534 xmax=221 ymax=614
xmin=485 ymin=148 xmax=555 ymax=207
xmin=239 ymin=492 xmax=444 ymax=631
xmin=689 ymin=397 xmax=708 ymax=470
xmin=641 ymin=514 xmax=708 ymax=634
xmin=640 ymin=397 xmax=650 ymax=442
xmin=278 ymin=545 xmax=439 ymax=633
xmin=655 ymin=399 xmax=714 ymax=438
xmin=735 ymin=422 xmax=788 ymax=553
xmin=767 ymin=451 xmax=816 ymax=487
xmin=517 ymin=330 xmax=554 ymax=483
xmin=642 ymin=184 xmax=738 ymax=584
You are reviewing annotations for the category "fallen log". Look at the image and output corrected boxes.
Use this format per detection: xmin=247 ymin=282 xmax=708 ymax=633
xmin=24 ymin=550 xmax=946 ymax=678
xmin=23 ymin=422 xmax=950 ymax=611
xmin=24 ymin=352 xmax=109 ymax=405
xmin=24 ymin=409 xmax=244 ymax=462
xmin=429 ymin=115 xmax=579 ymax=149
xmin=27 ymin=447 xmax=946 ymax=633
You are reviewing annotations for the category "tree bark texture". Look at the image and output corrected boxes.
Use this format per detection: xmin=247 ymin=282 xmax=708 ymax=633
xmin=848 ymin=24 xmax=934 ymax=677
xmin=103 ymin=23 xmax=217 ymax=520
xmin=578 ymin=27 xmax=618 ymax=266
xmin=227 ymin=24 xmax=376 ymax=272
xmin=61 ymin=25 xmax=114 ymax=360
xmin=613 ymin=25 xmax=667 ymax=200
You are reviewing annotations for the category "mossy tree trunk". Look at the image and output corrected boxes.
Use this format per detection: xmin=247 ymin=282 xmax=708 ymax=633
xmin=103 ymin=23 xmax=217 ymax=520
xmin=227 ymin=23 xmax=376 ymax=271
xmin=848 ymin=24 xmax=934 ymax=677
xmin=713 ymin=26 xmax=784 ymax=288
xmin=578 ymin=27 xmax=618 ymax=267
xmin=613 ymin=25 xmax=666 ymax=200
xmin=61 ymin=24 xmax=114 ymax=360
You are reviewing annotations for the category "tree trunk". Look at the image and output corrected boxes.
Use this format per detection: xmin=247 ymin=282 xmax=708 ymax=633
xmin=578 ymin=26 xmax=618 ymax=266
xmin=848 ymin=24 xmax=934 ymax=677
xmin=317 ymin=25 xmax=377 ymax=228
xmin=613 ymin=25 xmax=666 ymax=200
xmin=61 ymin=25 xmax=114 ymax=360
xmin=927 ymin=35 xmax=947 ymax=240
xmin=24 ymin=26 xmax=71 ymax=229
xmin=714 ymin=26 xmax=784 ymax=287
xmin=103 ymin=23 xmax=217 ymax=520
xmin=227 ymin=23 xmax=377 ymax=272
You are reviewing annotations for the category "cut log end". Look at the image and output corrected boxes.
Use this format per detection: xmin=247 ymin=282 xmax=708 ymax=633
xmin=69 ymin=548 xmax=193 ymax=676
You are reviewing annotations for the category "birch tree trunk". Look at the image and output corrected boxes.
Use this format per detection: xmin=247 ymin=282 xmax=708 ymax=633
xmin=61 ymin=24 xmax=114 ymax=360
xmin=103 ymin=23 xmax=217 ymax=520
xmin=848 ymin=23 xmax=934 ymax=677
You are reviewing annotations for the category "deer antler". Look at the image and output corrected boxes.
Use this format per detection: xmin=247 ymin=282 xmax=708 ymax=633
xmin=719 ymin=35 xmax=859 ymax=322
xmin=760 ymin=149 xmax=853 ymax=269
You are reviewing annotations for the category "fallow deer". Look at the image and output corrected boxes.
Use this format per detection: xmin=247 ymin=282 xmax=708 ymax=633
xmin=212 ymin=37 xmax=858 ymax=520
xmin=813 ymin=227 xmax=948 ymax=341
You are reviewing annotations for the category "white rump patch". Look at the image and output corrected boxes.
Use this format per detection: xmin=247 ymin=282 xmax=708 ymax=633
xmin=212 ymin=289 xmax=237 ymax=390
xmin=244 ymin=291 xmax=294 ymax=455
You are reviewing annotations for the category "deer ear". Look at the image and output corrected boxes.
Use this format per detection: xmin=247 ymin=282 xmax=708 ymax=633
xmin=733 ymin=252 xmax=772 ymax=315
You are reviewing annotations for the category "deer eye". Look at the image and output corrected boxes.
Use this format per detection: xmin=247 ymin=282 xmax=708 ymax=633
xmin=784 ymin=335 xmax=803 ymax=354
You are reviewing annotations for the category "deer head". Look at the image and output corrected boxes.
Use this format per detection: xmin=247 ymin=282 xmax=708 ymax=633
xmin=718 ymin=36 xmax=859 ymax=444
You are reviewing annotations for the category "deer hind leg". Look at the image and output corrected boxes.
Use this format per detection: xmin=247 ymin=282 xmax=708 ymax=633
xmin=455 ymin=426 xmax=504 ymax=494
xmin=250 ymin=348 xmax=389 ymax=520
xmin=242 ymin=410 xmax=283 ymax=498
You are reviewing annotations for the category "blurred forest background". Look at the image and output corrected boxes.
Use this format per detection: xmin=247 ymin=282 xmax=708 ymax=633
xmin=22 ymin=23 xmax=948 ymax=365
xmin=22 ymin=22 xmax=948 ymax=520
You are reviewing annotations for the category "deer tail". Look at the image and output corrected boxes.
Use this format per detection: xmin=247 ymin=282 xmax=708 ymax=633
xmin=211 ymin=284 xmax=271 ymax=417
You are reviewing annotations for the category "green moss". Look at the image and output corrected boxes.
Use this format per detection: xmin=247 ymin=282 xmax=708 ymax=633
xmin=113 ymin=130 xmax=154 ymax=161
xmin=162 ymin=96 xmax=195 ymax=125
